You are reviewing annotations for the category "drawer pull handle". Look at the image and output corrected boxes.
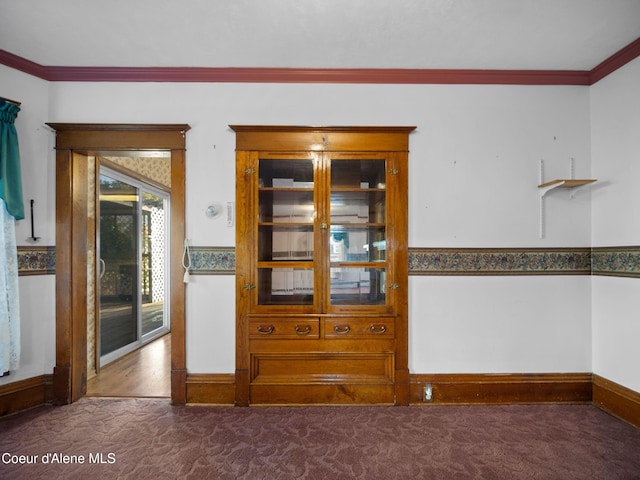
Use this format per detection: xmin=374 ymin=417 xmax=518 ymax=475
xmin=295 ymin=325 xmax=312 ymax=335
xmin=333 ymin=324 xmax=351 ymax=334
xmin=257 ymin=324 xmax=275 ymax=335
xmin=370 ymin=324 xmax=387 ymax=334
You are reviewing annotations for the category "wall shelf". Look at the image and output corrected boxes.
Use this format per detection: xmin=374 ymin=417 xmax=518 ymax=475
xmin=538 ymin=179 xmax=597 ymax=198
xmin=538 ymin=159 xmax=597 ymax=238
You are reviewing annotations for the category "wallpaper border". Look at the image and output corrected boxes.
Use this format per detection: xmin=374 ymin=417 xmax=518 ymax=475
xmin=17 ymin=245 xmax=640 ymax=278
xmin=591 ymin=246 xmax=640 ymax=278
xmin=188 ymin=246 xmax=236 ymax=275
xmin=408 ymin=247 xmax=591 ymax=276
xmin=17 ymin=246 xmax=56 ymax=276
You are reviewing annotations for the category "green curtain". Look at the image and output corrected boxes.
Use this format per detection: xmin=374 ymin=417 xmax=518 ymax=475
xmin=0 ymin=99 xmax=22 ymax=374
xmin=0 ymin=100 xmax=24 ymax=220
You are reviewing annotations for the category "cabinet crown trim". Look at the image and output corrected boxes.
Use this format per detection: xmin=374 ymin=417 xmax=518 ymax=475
xmin=230 ymin=125 xmax=416 ymax=152
xmin=229 ymin=125 xmax=416 ymax=133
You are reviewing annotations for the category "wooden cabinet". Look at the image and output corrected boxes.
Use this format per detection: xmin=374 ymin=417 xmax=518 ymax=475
xmin=232 ymin=125 xmax=415 ymax=405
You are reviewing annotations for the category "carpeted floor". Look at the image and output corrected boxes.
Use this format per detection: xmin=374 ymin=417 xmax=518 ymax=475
xmin=1 ymin=398 xmax=639 ymax=479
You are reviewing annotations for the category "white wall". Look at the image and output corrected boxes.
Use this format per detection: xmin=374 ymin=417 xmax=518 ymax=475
xmin=2 ymin=71 xmax=594 ymax=380
xmin=0 ymin=65 xmax=55 ymax=385
xmin=48 ymin=80 xmax=593 ymax=375
xmin=410 ymin=276 xmax=591 ymax=373
xmin=591 ymin=56 xmax=640 ymax=393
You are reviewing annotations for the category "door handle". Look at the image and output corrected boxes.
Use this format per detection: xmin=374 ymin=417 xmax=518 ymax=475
xmin=99 ymin=258 xmax=106 ymax=279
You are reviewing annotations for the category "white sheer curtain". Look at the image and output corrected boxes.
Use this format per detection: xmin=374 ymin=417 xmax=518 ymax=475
xmin=0 ymin=198 xmax=20 ymax=374
xmin=0 ymin=99 xmax=23 ymax=375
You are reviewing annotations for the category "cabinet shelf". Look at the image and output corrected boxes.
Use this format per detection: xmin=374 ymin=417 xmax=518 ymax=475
xmin=259 ymin=187 xmax=314 ymax=191
xmin=331 ymin=187 xmax=386 ymax=191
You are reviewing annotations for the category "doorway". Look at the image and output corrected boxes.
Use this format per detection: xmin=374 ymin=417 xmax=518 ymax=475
xmin=48 ymin=123 xmax=189 ymax=405
xmin=98 ymin=166 xmax=171 ymax=367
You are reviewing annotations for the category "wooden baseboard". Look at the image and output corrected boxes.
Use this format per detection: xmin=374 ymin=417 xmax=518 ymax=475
xmin=409 ymin=373 xmax=593 ymax=405
xmin=186 ymin=374 xmax=236 ymax=405
xmin=184 ymin=372 xmax=594 ymax=406
xmin=1 ymin=372 xmax=636 ymax=425
xmin=0 ymin=375 xmax=53 ymax=417
xmin=592 ymin=374 xmax=640 ymax=428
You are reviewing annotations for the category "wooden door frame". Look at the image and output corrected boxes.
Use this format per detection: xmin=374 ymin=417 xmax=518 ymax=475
xmin=47 ymin=123 xmax=190 ymax=405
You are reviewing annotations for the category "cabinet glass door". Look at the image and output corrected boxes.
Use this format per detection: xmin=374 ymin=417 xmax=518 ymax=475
xmin=329 ymin=158 xmax=387 ymax=306
xmin=257 ymin=157 xmax=315 ymax=305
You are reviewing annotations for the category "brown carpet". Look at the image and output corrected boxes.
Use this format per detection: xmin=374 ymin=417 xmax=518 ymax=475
xmin=1 ymin=398 xmax=639 ymax=479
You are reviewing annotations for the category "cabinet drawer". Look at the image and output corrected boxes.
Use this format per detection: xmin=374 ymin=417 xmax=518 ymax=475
xmin=251 ymin=352 xmax=394 ymax=384
xmin=324 ymin=317 xmax=395 ymax=339
xmin=249 ymin=318 xmax=320 ymax=339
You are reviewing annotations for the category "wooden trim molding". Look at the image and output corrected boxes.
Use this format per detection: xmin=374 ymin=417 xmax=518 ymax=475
xmin=0 ymin=375 xmax=53 ymax=417
xmin=48 ymin=123 xmax=190 ymax=407
xmin=409 ymin=373 xmax=593 ymax=405
xmin=186 ymin=374 xmax=236 ymax=405
xmin=37 ymin=67 xmax=592 ymax=86
xmin=3 ymin=373 xmax=639 ymax=427
xmin=2 ymin=37 xmax=639 ymax=85
xmin=0 ymin=49 xmax=48 ymax=79
xmin=593 ymin=375 xmax=640 ymax=429
xmin=590 ymin=36 xmax=640 ymax=84
xmin=180 ymin=372 xmax=594 ymax=406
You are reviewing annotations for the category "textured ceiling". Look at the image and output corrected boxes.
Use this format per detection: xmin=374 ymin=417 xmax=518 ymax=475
xmin=1 ymin=0 xmax=640 ymax=71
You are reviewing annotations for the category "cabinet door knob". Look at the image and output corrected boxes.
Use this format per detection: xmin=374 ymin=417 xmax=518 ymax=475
xmin=389 ymin=283 xmax=400 ymax=290
xmin=320 ymin=222 xmax=328 ymax=230
xmin=243 ymin=283 xmax=256 ymax=290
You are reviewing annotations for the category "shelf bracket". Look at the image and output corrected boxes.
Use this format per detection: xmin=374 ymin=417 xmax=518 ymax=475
xmin=539 ymin=159 xmax=549 ymax=238
xmin=537 ymin=158 xmax=597 ymax=238
xmin=539 ymin=179 xmax=565 ymax=199
xmin=568 ymin=183 xmax=591 ymax=199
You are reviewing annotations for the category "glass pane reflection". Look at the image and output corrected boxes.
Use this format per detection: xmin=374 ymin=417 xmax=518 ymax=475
xmin=330 ymin=190 xmax=385 ymax=224
xmin=331 ymin=159 xmax=386 ymax=189
xmin=330 ymin=268 xmax=386 ymax=306
xmin=258 ymin=268 xmax=314 ymax=305
xmin=259 ymin=190 xmax=314 ymax=223
xmin=330 ymin=226 xmax=386 ymax=262
xmin=259 ymin=159 xmax=314 ymax=187
xmin=259 ymin=226 xmax=313 ymax=261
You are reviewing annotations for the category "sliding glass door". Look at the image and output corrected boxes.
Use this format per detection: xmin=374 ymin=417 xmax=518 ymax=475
xmin=98 ymin=167 xmax=170 ymax=366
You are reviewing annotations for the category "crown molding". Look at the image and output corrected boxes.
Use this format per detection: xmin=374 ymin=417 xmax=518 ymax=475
xmin=590 ymin=36 xmax=640 ymax=84
xmin=0 ymin=50 xmax=48 ymax=79
xmin=2 ymin=37 xmax=639 ymax=85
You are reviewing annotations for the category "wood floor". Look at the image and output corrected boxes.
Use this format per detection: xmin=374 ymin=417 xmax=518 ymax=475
xmin=86 ymin=334 xmax=171 ymax=397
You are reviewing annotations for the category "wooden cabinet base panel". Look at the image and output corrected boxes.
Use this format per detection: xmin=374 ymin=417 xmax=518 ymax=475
xmin=250 ymin=384 xmax=395 ymax=405
xmin=251 ymin=352 xmax=394 ymax=384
